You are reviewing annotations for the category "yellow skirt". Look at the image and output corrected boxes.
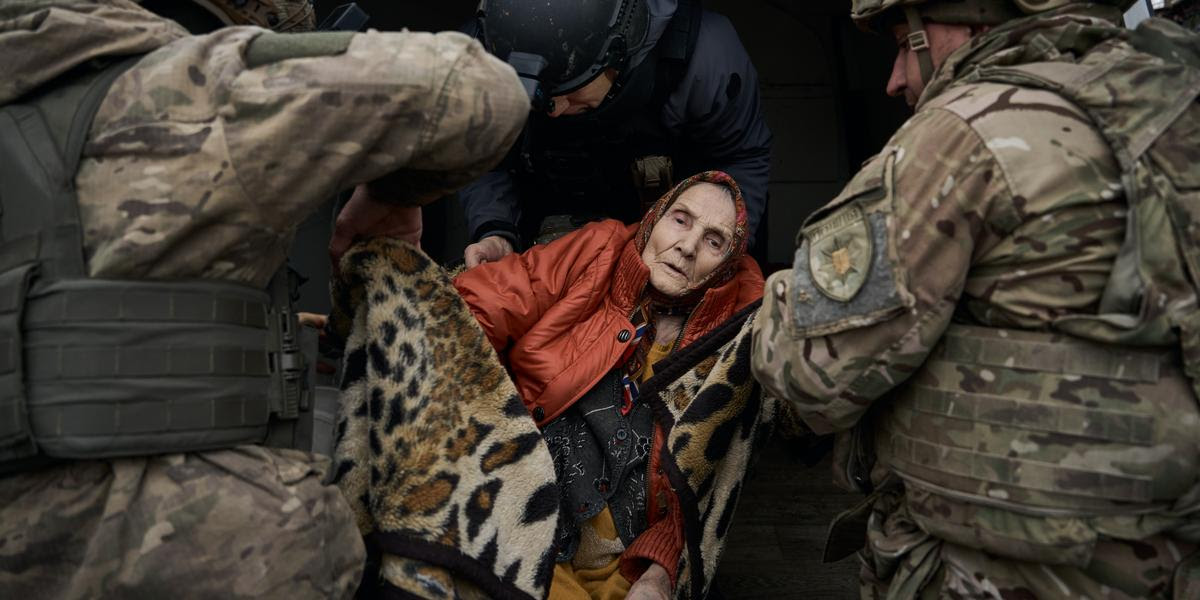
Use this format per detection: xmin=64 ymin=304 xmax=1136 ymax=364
xmin=548 ymin=507 xmax=632 ymax=600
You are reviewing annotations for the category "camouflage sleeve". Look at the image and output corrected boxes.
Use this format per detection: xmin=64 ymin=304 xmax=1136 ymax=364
xmin=751 ymin=108 xmax=1012 ymax=434
xmin=221 ymin=29 xmax=530 ymax=226
xmin=79 ymin=27 xmax=528 ymax=284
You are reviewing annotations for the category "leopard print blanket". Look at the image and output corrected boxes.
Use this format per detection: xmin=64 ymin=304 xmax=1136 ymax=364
xmin=327 ymin=238 xmax=785 ymax=600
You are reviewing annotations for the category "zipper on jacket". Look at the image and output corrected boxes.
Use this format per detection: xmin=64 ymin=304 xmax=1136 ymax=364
xmin=647 ymin=427 xmax=662 ymax=523
xmin=671 ymin=310 xmax=694 ymax=349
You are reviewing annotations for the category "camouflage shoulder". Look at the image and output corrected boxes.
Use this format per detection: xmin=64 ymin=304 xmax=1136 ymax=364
xmin=786 ymin=102 xmax=1011 ymax=339
xmin=922 ymin=81 xmax=1120 ymax=216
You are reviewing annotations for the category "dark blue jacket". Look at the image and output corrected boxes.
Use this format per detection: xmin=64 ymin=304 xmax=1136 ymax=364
xmin=461 ymin=5 xmax=772 ymax=246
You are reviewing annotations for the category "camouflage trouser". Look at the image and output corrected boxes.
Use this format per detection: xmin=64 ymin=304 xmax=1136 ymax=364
xmin=859 ymin=490 xmax=1200 ymax=600
xmin=0 ymin=445 xmax=365 ymax=599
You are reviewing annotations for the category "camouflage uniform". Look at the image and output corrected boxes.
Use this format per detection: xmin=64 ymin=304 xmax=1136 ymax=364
xmin=0 ymin=1 xmax=529 ymax=598
xmin=752 ymin=3 xmax=1200 ymax=598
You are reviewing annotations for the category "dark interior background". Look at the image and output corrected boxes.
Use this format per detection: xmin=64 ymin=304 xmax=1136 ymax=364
xmin=296 ymin=2 xmax=909 ymax=596
xmin=294 ymin=0 xmax=908 ymax=309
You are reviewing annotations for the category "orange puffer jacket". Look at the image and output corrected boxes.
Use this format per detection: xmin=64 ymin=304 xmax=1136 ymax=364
xmin=453 ymin=219 xmax=764 ymax=427
xmin=455 ymin=219 xmax=763 ymax=584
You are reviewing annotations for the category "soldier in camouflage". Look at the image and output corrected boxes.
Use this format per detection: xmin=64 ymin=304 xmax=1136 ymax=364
xmin=751 ymin=0 xmax=1200 ymax=597
xmin=0 ymin=1 xmax=529 ymax=598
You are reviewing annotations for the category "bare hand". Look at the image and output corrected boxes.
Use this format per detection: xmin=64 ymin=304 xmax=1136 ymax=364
xmin=297 ymin=312 xmax=327 ymax=330
xmin=627 ymin=563 xmax=671 ymax=600
xmin=330 ymin=184 xmax=423 ymax=268
xmin=464 ymin=235 xmax=515 ymax=268
xmin=296 ymin=312 xmax=336 ymax=375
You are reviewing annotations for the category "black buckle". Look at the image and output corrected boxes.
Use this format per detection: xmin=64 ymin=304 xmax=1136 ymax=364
xmin=267 ymin=269 xmax=310 ymax=419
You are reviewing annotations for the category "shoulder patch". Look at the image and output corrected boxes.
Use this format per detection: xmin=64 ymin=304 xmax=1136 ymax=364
xmin=789 ymin=151 xmax=909 ymax=338
xmin=792 ymin=210 xmax=906 ymax=337
xmin=807 ymin=203 xmax=871 ymax=302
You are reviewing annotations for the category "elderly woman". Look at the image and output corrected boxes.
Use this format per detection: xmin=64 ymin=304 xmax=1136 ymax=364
xmin=453 ymin=171 xmax=764 ymax=599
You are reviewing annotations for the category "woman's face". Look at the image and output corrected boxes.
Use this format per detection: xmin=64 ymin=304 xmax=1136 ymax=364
xmin=641 ymin=182 xmax=737 ymax=297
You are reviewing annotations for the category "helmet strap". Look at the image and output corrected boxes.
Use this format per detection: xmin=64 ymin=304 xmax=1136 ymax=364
xmin=903 ymin=6 xmax=936 ymax=86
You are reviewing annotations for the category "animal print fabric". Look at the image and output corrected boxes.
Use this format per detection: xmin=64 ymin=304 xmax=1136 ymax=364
xmin=329 ymin=238 xmax=786 ymax=599
xmin=327 ymin=238 xmax=559 ymax=600
xmin=637 ymin=302 xmax=786 ymax=599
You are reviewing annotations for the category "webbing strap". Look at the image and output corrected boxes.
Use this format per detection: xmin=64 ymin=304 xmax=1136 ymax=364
xmin=10 ymin=276 xmax=286 ymax=461
xmin=881 ymin=323 xmax=1182 ymax=508
xmin=905 ymin=6 xmax=936 ymax=86
xmin=884 ymin=428 xmax=1154 ymax=503
xmin=0 ymin=104 xmax=77 ymax=280
xmin=24 ymin=282 xmax=269 ymax=329
xmin=58 ymin=56 xmax=141 ymax=278
xmin=938 ymin=324 xmax=1162 ymax=383
xmin=0 ymin=236 xmax=38 ymax=276
xmin=11 ymin=271 xmax=308 ymax=460
xmin=29 ymin=397 xmax=270 ymax=439
xmin=25 ymin=346 xmax=269 ymax=380
xmin=0 ymin=56 xmax=142 ymax=281
xmin=266 ymin=269 xmax=307 ymax=420
xmin=907 ymin=387 xmax=1155 ymax=445
xmin=0 ymin=264 xmax=37 ymax=461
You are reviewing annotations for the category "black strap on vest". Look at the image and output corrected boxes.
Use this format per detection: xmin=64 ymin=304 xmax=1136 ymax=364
xmin=0 ymin=56 xmax=140 ymax=280
xmin=0 ymin=56 xmax=141 ymax=465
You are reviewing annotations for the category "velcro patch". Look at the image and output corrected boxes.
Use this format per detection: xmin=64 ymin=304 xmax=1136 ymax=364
xmin=244 ymin=31 xmax=355 ymax=69
xmin=807 ymin=204 xmax=872 ymax=302
xmin=790 ymin=209 xmax=907 ymax=338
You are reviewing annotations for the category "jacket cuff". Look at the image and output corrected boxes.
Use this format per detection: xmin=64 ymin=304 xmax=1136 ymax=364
xmin=471 ymin=220 xmax=521 ymax=246
xmin=618 ymin=496 xmax=684 ymax=587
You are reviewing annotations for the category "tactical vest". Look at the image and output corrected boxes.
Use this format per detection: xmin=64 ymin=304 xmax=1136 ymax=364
xmin=876 ymin=17 xmax=1200 ymax=566
xmin=0 ymin=57 xmax=319 ymax=472
xmin=509 ymin=0 xmax=702 ymax=242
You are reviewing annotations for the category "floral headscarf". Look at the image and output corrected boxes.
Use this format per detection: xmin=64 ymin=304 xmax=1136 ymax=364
xmin=633 ymin=170 xmax=750 ymax=309
xmin=617 ymin=170 xmax=749 ymax=414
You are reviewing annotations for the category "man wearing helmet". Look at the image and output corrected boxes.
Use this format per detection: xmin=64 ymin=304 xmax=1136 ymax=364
xmin=751 ymin=0 xmax=1200 ymax=597
xmin=459 ymin=0 xmax=772 ymax=268
xmin=0 ymin=0 xmax=529 ymax=597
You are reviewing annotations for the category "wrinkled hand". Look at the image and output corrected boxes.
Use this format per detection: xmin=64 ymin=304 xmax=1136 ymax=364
xmin=627 ymin=563 xmax=671 ymax=600
xmin=296 ymin=312 xmax=336 ymax=375
xmin=464 ymin=235 xmax=514 ymax=268
xmin=297 ymin=312 xmax=327 ymax=330
xmin=330 ymin=184 xmax=423 ymax=268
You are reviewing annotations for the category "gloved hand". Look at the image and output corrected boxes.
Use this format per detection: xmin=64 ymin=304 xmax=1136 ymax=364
xmin=464 ymin=235 xmax=515 ymax=268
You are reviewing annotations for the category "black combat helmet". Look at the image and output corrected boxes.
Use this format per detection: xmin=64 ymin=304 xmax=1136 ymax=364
xmin=478 ymin=0 xmax=651 ymax=110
